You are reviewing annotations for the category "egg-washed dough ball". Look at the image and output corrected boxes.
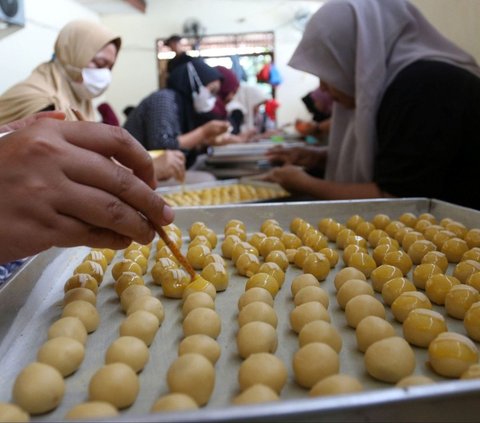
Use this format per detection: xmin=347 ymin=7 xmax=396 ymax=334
xmin=290 ymin=301 xmax=330 ymax=333
xmin=445 ymin=284 xmax=479 ymax=320
xmin=182 ymin=291 xmax=215 ymax=318
xmin=372 ymin=213 xmax=391 ymax=230
xmin=428 ymin=332 xmax=479 ymax=378
xmin=151 ymin=393 xmax=198 ymax=412
xmin=150 ymin=258 xmax=178 ymax=286
xmin=190 ymin=234 xmax=213 ymax=250
xmin=221 ymin=234 xmax=241 ymax=259
xmin=336 ymin=228 xmax=356 ymax=249
xmin=119 ymin=310 xmax=159 ymax=346
xmin=183 ymin=307 xmax=221 ymax=339
xmin=336 ymin=279 xmax=374 ymax=310
xmin=259 ymin=236 xmax=286 ymax=258
xmin=114 ymin=272 xmax=145 ymax=297
xmin=467 ymin=272 xmax=480 ymax=292
xmin=421 ymin=251 xmax=449 ymax=273
xmin=245 ymin=272 xmax=279 ymax=298
xmin=37 ymin=337 xmax=85 ymax=377
xmin=105 ymin=336 xmax=149 ymax=373
xmin=293 ymin=342 xmax=339 ymax=388
xmin=203 ymin=253 xmax=226 ymax=268
xmin=238 ymin=287 xmax=274 ymax=311
xmin=319 ymin=247 xmax=340 ymax=268
xmin=182 ymin=276 xmax=217 ymax=301
xmin=464 ymin=301 xmax=480 ymax=341
xmin=334 ymin=267 xmax=367 ymax=291
xmin=197 ymin=227 xmax=217 ymax=249
xmin=127 ymin=296 xmax=164 ymax=325
xmin=425 ymin=274 xmax=460 ymax=305
xmin=281 ymin=232 xmax=302 ymax=250
xmin=391 ymin=291 xmax=432 ymax=323
xmin=92 ymin=247 xmax=116 ymax=264
xmin=396 ymin=375 xmax=434 ymax=387
xmin=61 ymin=300 xmax=99 ymax=333
xmin=238 ymin=301 xmax=278 ymax=328
xmin=316 ymin=217 xmax=334 ymax=234
xmin=225 ymin=218 xmax=246 ymax=233
xmin=461 ymin=363 xmax=480 ymax=380
xmin=232 ymin=241 xmax=256 ymax=264
xmin=355 ymin=221 xmax=376 ymax=240
xmin=186 ymin=244 xmax=211 ymax=270
xmin=407 ymin=240 xmax=437 ymax=265
xmin=236 ymin=321 xmax=278 ymax=359
xmin=403 ymin=309 xmax=447 ymax=348
xmin=298 ymin=320 xmax=342 ymax=352
xmin=453 ymin=260 xmax=480 ymax=284
xmin=167 ymin=353 xmax=215 ymax=406
xmin=302 ymin=253 xmax=330 ymax=281
xmin=238 ymin=353 xmax=287 ymax=394
xmin=0 ymin=403 xmax=29 ymax=422
xmin=232 ymin=384 xmax=279 ymax=405
xmin=291 ymin=273 xmax=321 ymax=297
xmin=309 ymin=374 xmax=363 ymax=397
xmin=64 ymin=401 xmax=119 ymax=420
xmin=178 ymin=334 xmax=221 ymax=365
xmin=89 ymin=363 xmax=139 ymax=409
xmin=263 ymin=223 xmax=283 ymax=238
xmin=265 ymin=250 xmax=289 ymax=272
xmin=369 ymin=264 xmax=402 ymax=293
xmin=13 ymin=362 xmax=65 ymax=415
xmin=120 ymin=285 xmax=152 ymax=312
xmin=384 ymin=220 xmax=406 ymax=238
xmin=258 ymin=262 xmax=285 ymax=288
xmin=346 ymin=214 xmax=365 ymax=231
xmin=236 ymin=252 xmax=261 ymax=278
xmin=124 ymin=249 xmax=148 ymax=274
xmin=111 ymin=259 xmax=143 ymax=281
xmin=412 ymin=263 xmax=443 ymax=290
xmin=63 ymin=287 xmax=96 ymax=307
xmin=303 ymin=230 xmax=328 ymax=252
xmin=345 ymin=295 xmax=385 ymax=328
xmin=367 ymin=228 xmax=389 ymax=247
xmin=441 ymin=237 xmax=469 ymax=263
xmin=381 ymin=277 xmax=417 ymax=307
xmin=346 ymin=252 xmax=377 ymax=278
xmin=74 ymin=260 xmax=104 ymax=285
xmin=48 ymin=316 xmax=87 ymax=345
xmin=293 ymin=246 xmax=314 ymax=268
xmin=364 ymin=337 xmax=416 ymax=383
xmin=382 ymin=250 xmax=413 ymax=275
xmin=372 ymin=244 xmax=397 ymax=267
xmin=356 ymin=316 xmax=396 ymax=353
xmin=294 ymin=285 xmax=329 ymax=309
xmin=464 ymin=228 xmax=480 ymax=249
xmin=64 ymin=273 xmax=98 ymax=295
xmin=401 ymin=231 xmax=425 ymax=253
xmin=155 ymin=245 xmax=180 ymax=265
xmin=201 ymin=262 xmax=229 ymax=291
xmin=124 ymin=241 xmax=151 ymax=258
xmin=249 ymin=232 xmax=267 ymax=252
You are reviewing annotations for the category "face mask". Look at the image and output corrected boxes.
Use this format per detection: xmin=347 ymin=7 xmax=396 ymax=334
xmin=187 ymin=62 xmax=217 ymax=113
xmin=71 ymin=68 xmax=112 ymax=100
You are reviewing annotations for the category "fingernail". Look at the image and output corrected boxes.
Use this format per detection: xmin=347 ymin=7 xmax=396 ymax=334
xmin=162 ymin=204 xmax=175 ymax=223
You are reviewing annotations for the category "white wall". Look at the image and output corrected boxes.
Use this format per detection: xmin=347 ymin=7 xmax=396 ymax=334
xmin=0 ymin=0 xmax=99 ymax=94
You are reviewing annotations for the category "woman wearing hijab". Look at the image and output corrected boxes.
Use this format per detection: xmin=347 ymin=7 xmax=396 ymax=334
xmin=0 ymin=20 xmax=121 ymax=124
xmin=264 ymin=0 xmax=480 ymax=209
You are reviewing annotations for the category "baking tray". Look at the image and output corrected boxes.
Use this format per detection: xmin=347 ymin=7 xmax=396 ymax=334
xmin=1 ymin=198 xmax=480 ymax=422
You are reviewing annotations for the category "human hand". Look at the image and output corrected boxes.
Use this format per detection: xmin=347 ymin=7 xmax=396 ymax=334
xmin=0 ymin=111 xmax=66 ymax=133
xmin=201 ymin=120 xmax=230 ymax=144
xmin=265 ymin=145 xmax=327 ymax=170
xmin=153 ymin=150 xmax=186 ymax=182
xmin=0 ymin=118 xmax=174 ymax=262
xmin=260 ymin=165 xmax=312 ymax=193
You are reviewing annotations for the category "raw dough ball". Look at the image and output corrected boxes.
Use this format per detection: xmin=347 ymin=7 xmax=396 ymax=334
xmin=412 ymin=263 xmax=443 ymax=290
xmin=293 ymin=343 xmax=339 ymax=388
xmin=64 ymin=273 xmax=98 ymax=294
xmin=167 ymin=353 xmax=215 ymax=406
xmin=238 ymin=301 xmax=278 ymax=328
xmin=238 ymin=353 xmax=287 ymax=393
xmin=238 ymin=287 xmax=274 ymax=311
xmin=356 ymin=316 xmax=396 ymax=353
xmin=119 ymin=310 xmax=159 ymax=346
xmin=127 ymin=296 xmax=164 ymax=325
xmin=89 ymin=363 xmax=139 ymax=409
xmin=48 ymin=317 xmax=88 ymax=345
xmin=290 ymin=301 xmax=330 ymax=333
xmin=114 ymin=272 xmax=145 ymax=297
xmin=236 ymin=321 xmax=278 ymax=359
xmin=396 ymin=375 xmax=434 ymax=387
xmin=201 ymin=262 xmax=229 ymax=291
xmin=370 ymin=264 xmax=403 ymax=292
xmin=37 ymin=337 xmax=85 ymax=377
xmin=391 ymin=291 xmax=432 ymax=323
xmin=461 ymin=363 xmax=480 ymax=379
xmin=298 ymin=320 xmax=342 ymax=352
xmin=364 ymin=337 xmax=416 ymax=383
xmin=381 ymin=277 xmax=417 ymax=306
xmin=445 ymin=284 xmax=479 ymax=320
xmin=336 ymin=279 xmax=374 ymax=310
xmin=63 ymin=287 xmax=96 ymax=307
xmin=120 ymin=285 xmax=152 ymax=312
xmin=403 ymin=309 xmax=447 ymax=348
xmin=425 ymin=274 xmax=460 ymax=305
xmin=183 ymin=307 xmax=221 ymax=339
xmin=182 ymin=291 xmax=215 ymax=318
xmin=150 ymin=393 xmax=198 ymax=412
xmin=105 ymin=336 xmax=149 ymax=373
xmin=245 ymin=273 xmax=279 ymax=298
xmin=309 ymin=374 xmax=363 ymax=397
xmin=232 ymin=384 xmax=279 ymax=405
xmin=345 ymin=295 xmax=385 ymax=328
xmin=178 ymin=334 xmax=221 ymax=364
xmin=13 ymin=362 xmax=65 ymax=415
xmin=291 ymin=273 xmax=320 ymax=296
xmin=0 ymin=403 xmax=29 ymax=422
xmin=61 ymin=300 xmax=99 ymax=333
xmin=428 ymin=332 xmax=478 ymax=378
xmin=294 ymin=285 xmax=329 ymax=309
xmin=64 ymin=401 xmax=118 ymax=420
xmin=464 ymin=301 xmax=480 ymax=341
xmin=333 ymin=267 xmax=366 ymax=291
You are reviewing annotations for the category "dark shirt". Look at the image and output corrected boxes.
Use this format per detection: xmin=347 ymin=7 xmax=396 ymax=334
xmin=375 ymin=60 xmax=480 ymax=210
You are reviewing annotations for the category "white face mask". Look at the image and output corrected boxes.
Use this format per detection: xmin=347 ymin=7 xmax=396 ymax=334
xmin=187 ymin=62 xmax=217 ymax=113
xmin=71 ymin=68 xmax=112 ymax=100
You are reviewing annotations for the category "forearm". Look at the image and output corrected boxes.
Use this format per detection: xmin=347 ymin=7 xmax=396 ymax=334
xmin=178 ymin=127 xmax=205 ymax=149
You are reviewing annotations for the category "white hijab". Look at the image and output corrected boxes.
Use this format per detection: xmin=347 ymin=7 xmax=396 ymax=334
xmin=288 ymin=0 xmax=480 ymax=182
xmin=226 ymin=83 xmax=270 ymax=131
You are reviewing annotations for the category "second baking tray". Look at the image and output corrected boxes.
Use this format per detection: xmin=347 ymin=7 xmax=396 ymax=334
xmin=1 ymin=198 xmax=480 ymax=422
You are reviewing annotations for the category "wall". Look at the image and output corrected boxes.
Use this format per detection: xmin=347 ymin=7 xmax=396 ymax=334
xmin=0 ymin=0 xmax=99 ymax=95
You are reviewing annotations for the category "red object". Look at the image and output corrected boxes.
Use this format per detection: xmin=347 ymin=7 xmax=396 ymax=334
xmin=97 ymin=102 xmax=120 ymax=126
xmin=264 ymin=99 xmax=279 ymax=121
xmin=256 ymin=63 xmax=271 ymax=83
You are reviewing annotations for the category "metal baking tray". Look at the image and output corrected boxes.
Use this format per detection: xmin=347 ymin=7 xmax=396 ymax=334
xmin=1 ymin=198 xmax=480 ymax=422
